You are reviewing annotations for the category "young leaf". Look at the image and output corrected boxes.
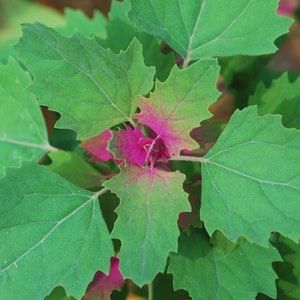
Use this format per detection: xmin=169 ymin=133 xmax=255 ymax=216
xmin=169 ymin=228 xmax=280 ymax=299
xmin=81 ymin=130 xmax=114 ymax=163
xmin=14 ymin=23 xmax=155 ymax=139
xmin=0 ymin=163 xmax=113 ymax=300
xmin=0 ymin=58 xmax=51 ymax=178
xmin=135 ymin=58 xmax=220 ymax=155
xmin=104 ymin=166 xmax=189 ymax=286
xmin=249 ymin=72 xmax=300 ymax=129
xmin=83 ymin=257 xmax=124 ymax=300
xmin=201 ymin=106 xmax=300 ymax=246
xmin=109 ymin=125 xmax=147 ymax=167
xmin=129 ymin=0 xmax=292 ymax=63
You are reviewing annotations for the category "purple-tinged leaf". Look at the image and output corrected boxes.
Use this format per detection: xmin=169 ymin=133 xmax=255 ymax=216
xmin=109 ymin=126 xmax=147 ymax=167
xmin=14 ymin=23 xmax=155 ymax=139
xmin=135 ymin=59 xmax=220 ymax=155
xmin=83 ymin=257 xmax=124 ymax=300
xmin=81 ymin=130 xmax=113 ymax=162
xmin=104 ymin=166 xmax=189 ymax=286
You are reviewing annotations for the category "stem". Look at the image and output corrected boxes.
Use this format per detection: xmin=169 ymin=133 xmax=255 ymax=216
xmin=148 ymin=281 xmax=153 ymax=300
xmin=128 ymin=117 xmax=137 ymax=128
xmin=47 ymin=144 xmax=60 ymax=152
xmin=182 ymin=57 xmax=189 ymax=69
xmin=170 ymin=155 xmax=204 ymax=163
xmin=94 ymin=187 xmax=109 ymax=199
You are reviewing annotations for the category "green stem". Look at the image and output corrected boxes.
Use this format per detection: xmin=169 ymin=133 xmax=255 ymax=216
xmin=148 ymin=281 xmax=153 ymax=300
xmin=170 ymin=155 xmax=204 ymax=163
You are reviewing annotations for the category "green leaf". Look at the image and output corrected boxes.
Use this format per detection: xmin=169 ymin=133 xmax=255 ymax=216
xmin=57 ymin=8 xmax=107 ymax=38
xmin=169 ymin=228 xmax=280 ymax=300
xmin=249 ymin=72 xmax=300 ymax=129
xmin=201 ymin=106 xmax=300 ymax=246
xmin=129 ymin=0 xmax=292 ymax=63
xmin=14 ymin=23 xmax=155 ymax=139
xmin=135 ymin=58 xmax=220 ymax=155
xmin=104 ymin=166 xmax=189 ymax=286
xmin=0 ymin=58 xmax=51 ymax=178
xmin=0 ymin=163 xmax=113 ymax=300
xmin=271 ymin=233 xmax=300 ymax=300
xmin=45 ymin=151 xmax=102 ymax=189
xmin=99 ymin=0 xmax=175 ymax=81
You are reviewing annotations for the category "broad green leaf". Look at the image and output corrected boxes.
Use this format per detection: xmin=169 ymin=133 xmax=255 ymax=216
xmin=14 ymin=23 xmax=155 ymax=139
xmin=57 ymin=8 xmax=107 ymax=38
xmin=202 ymin=106 xmax=300 ymax=246
xmin=169 ymin=228 xmax=280 ymax=300
xmin=249 ymin=72 xmax=300 ymax=129
xmin=0 ymin=58 xmax=51 ymax=178
xmin=129 ymin=0 xmax=292 ymax=63
xmin=99 ymin=0 xmax=175 ymax=81
xmin=0 ymin=163 xmax=113 ymax=300
xmin=45 ymin=151 xmax=102 ymax=189
xmin=104 ymin=166 xmax=189 ymax=286
xmin=135 ymin=58 xmax=220 ymax=155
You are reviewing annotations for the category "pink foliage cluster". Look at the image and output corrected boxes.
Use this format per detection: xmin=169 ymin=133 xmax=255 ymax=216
xmin=111 ymin=125 xmax=170 ymax=167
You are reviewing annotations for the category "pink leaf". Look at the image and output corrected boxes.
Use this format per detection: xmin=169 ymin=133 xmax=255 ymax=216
xmin=83 ymin=257 xmax=124 ymax=300
xmin=109 ymin=125 xmax=147 ymax=167
xmin=81 ymin=130 xmax=113 ymax=162
xmin=109 ymin=125 xmax=170 ymax=167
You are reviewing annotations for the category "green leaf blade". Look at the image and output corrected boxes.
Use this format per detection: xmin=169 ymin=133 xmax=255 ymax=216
xmin=169 ymin=228 xmax=280 ymax=300
xmin=202 ymin=106 xmax=300 ymax=246
xmin=104 ymin=166 xmax=189 ymax=286
xmin=14 ymin=23 xmax=155 ymax=139
xmin=129 ymin=0 xmax=292 ymax=61
xmin=249 ymin=72 xmax=300 ymax=129
xmin=0 ymin=58 xmax=50 ymax=178
xmin=0 ymin=163 xmax=113 ymax=299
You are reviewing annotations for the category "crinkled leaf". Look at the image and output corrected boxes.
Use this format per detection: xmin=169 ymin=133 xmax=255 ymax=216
xmin=169 ymin=228 xmax=280 ymax=300
xmin=104 ymin=166 xmax=189 ymax=286
xmin=46 ymin=151 xmax=102 ymax=189
xmin=129 ymin=0 xmax=292 ymax=62
xmin=109 ymin=126 xmax=146 ymax=167
xmin=135 ymin=58 xmax=220 ymax=155
xmin=249 ymin=72 xmax=300 ymax=129
xmin=0 ymin=58 xmax=51 ymax=178
xmin=14 ymin=23 xmax=155 ymax=139
xmin=202 ymin=106 xmax=300 ymax=246
xmin=0 ymin=163 xmax=113 ymax=300
xmin=83 ymin=257 xmax=124 ymax=300
xmin=81 ymin=130 xmax=113 ymax=162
